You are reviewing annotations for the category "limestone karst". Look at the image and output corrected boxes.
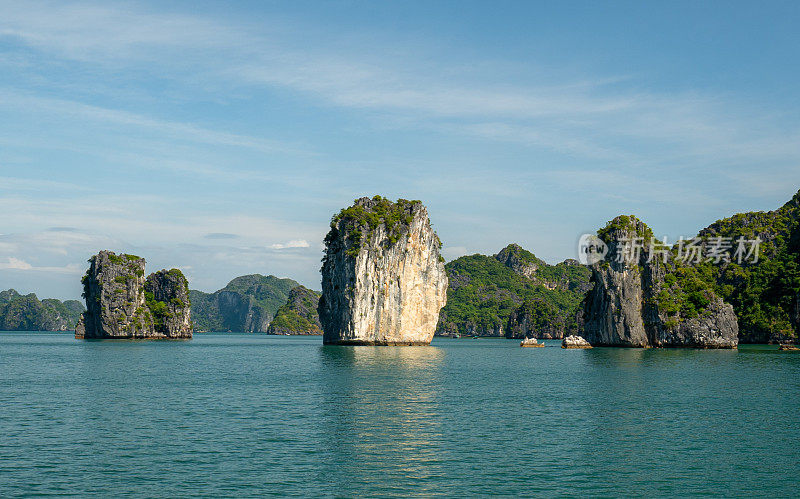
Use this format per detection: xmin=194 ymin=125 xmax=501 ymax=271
xmin=75 ymin=250 xmax=191 ymax=339
xmin=581 ymin=216 xmax=738 ymax=348
xmin=318 ymin=196 xmax=448 ymax=345
xmin=189 ymin=274 xmax=299 ymax=333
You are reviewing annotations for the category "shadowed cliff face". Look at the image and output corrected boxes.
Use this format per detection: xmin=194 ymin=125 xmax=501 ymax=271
xmin=582 ymin=216 xmax=738 ymax=348
xmin=145 ymin=270 xmax=192 ymax=338
xmin=506 ymin=298 xmax=565 ymax=339
xmin=319 ymin=196 xmax=448 ymax=345
xmin=76 ymin=250 xmax=191 ymax=339
xmin=76 ymin=251 xmax=152 ymax=339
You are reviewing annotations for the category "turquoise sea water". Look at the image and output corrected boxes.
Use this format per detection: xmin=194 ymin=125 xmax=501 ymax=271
xmin=1 ymin=332 xmax=799 ymax=497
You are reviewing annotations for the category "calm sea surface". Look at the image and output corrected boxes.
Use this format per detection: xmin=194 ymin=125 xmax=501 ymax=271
xmin=1 ymin=332 xmax=799 ymax=497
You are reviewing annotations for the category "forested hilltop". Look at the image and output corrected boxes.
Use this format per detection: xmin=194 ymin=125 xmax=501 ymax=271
xmin=436 ymin=244 xmax=591 ymax=338
xmin=0 ymin=289 xmax=84 ymax=331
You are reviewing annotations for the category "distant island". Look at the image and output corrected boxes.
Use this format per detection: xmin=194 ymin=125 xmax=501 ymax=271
xmin=267 ymin=286 xmax=322 ymax=335
xmin=0 ymin=289 xmax=84 ymax=331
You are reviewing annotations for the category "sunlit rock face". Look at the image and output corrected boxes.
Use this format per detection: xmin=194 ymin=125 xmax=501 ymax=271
xmin=75 ymin=250 xmax=191 ymax=339
xmin=319 ymin=196 xmax=448 ymax=345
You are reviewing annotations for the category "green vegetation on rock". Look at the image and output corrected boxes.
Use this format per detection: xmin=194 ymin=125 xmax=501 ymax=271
xmin=655 ymin=263 xmax=715 ymax=320
xmin=597 ymin=214 xmax=654 ymax=243
xmin=695 ymin=190 xmax=800 ymax=342
xmin=144 ymin=290 xmax=170 ymax=328
xmin=267 ymin=286 xmax=322 ymax=335
xmin=327 ymin=195 xmax=431 ymax=257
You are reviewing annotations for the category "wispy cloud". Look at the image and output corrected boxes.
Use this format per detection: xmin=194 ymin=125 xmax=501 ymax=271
xmin=2 ymin=0 xmax=799 ymax=172
xmin=0 ymin=90 xmax=303 ymax=154
xmin=1 ymin=0 xmax=799 ymax=298
xmin=0 ymin=1 xmax=244 ymax=61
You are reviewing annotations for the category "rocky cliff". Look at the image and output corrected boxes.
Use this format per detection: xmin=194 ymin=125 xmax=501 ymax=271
xmin=267 ymin=285 xmax=322 ymax=335
xmin=506 ymin=297 xmax=565 ymax=339
xmin=75 ymin=251 xmax=192 ymax=339
xmin=145 ymin=269 xmax=192 ymax=338
xmin=582 ymin=216 xmax=738 ymax=348
xmin=0 ymin=289 xmax=84 ymax=331
xmin=189 ymin=274 xmax=299 ymax=332
xmin=495 ymin=244 xmax=541 ymax=278
xmin=318 ymin=196 xmax=448 ymax=345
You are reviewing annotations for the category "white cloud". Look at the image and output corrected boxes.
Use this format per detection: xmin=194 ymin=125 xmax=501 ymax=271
xmin=1 ymin=0 xmax=799 ymax=298
xmin=269 ymin=239 xmax=310 ymax=250
xmin=1 ymin=257 xmax=32 ymax=270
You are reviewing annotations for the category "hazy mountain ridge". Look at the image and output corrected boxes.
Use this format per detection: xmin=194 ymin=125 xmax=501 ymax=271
xmin=189 ymin=274 xmax=300 ymax=332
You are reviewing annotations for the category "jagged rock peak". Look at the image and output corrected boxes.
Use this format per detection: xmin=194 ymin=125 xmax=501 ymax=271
xmin=319 ymin=196 xmax=448 ymax=345
xmin=596 ymin=215 xmax=654 ymax=246
xmin=75 ymin=250 xmax=192 ymax=339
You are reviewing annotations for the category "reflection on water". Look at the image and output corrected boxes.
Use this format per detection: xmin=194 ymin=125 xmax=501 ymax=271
xmin=318 ymin=345 xmax=446 ymax=495
xmin=319 ymin=344 xmax=445 ymax=369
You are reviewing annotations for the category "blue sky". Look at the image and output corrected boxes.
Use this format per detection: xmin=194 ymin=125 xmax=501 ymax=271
xmin=1 ymin=0 xmax=799 ymax=300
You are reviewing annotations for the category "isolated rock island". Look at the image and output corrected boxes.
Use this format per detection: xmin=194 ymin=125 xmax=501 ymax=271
xmin=318 ymin=196 xmax=448 ymax=345
xmin=582 ymin=216 xmax=738 ymax=348
xmin=75 ymin=250 xmax=192 ymax=339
